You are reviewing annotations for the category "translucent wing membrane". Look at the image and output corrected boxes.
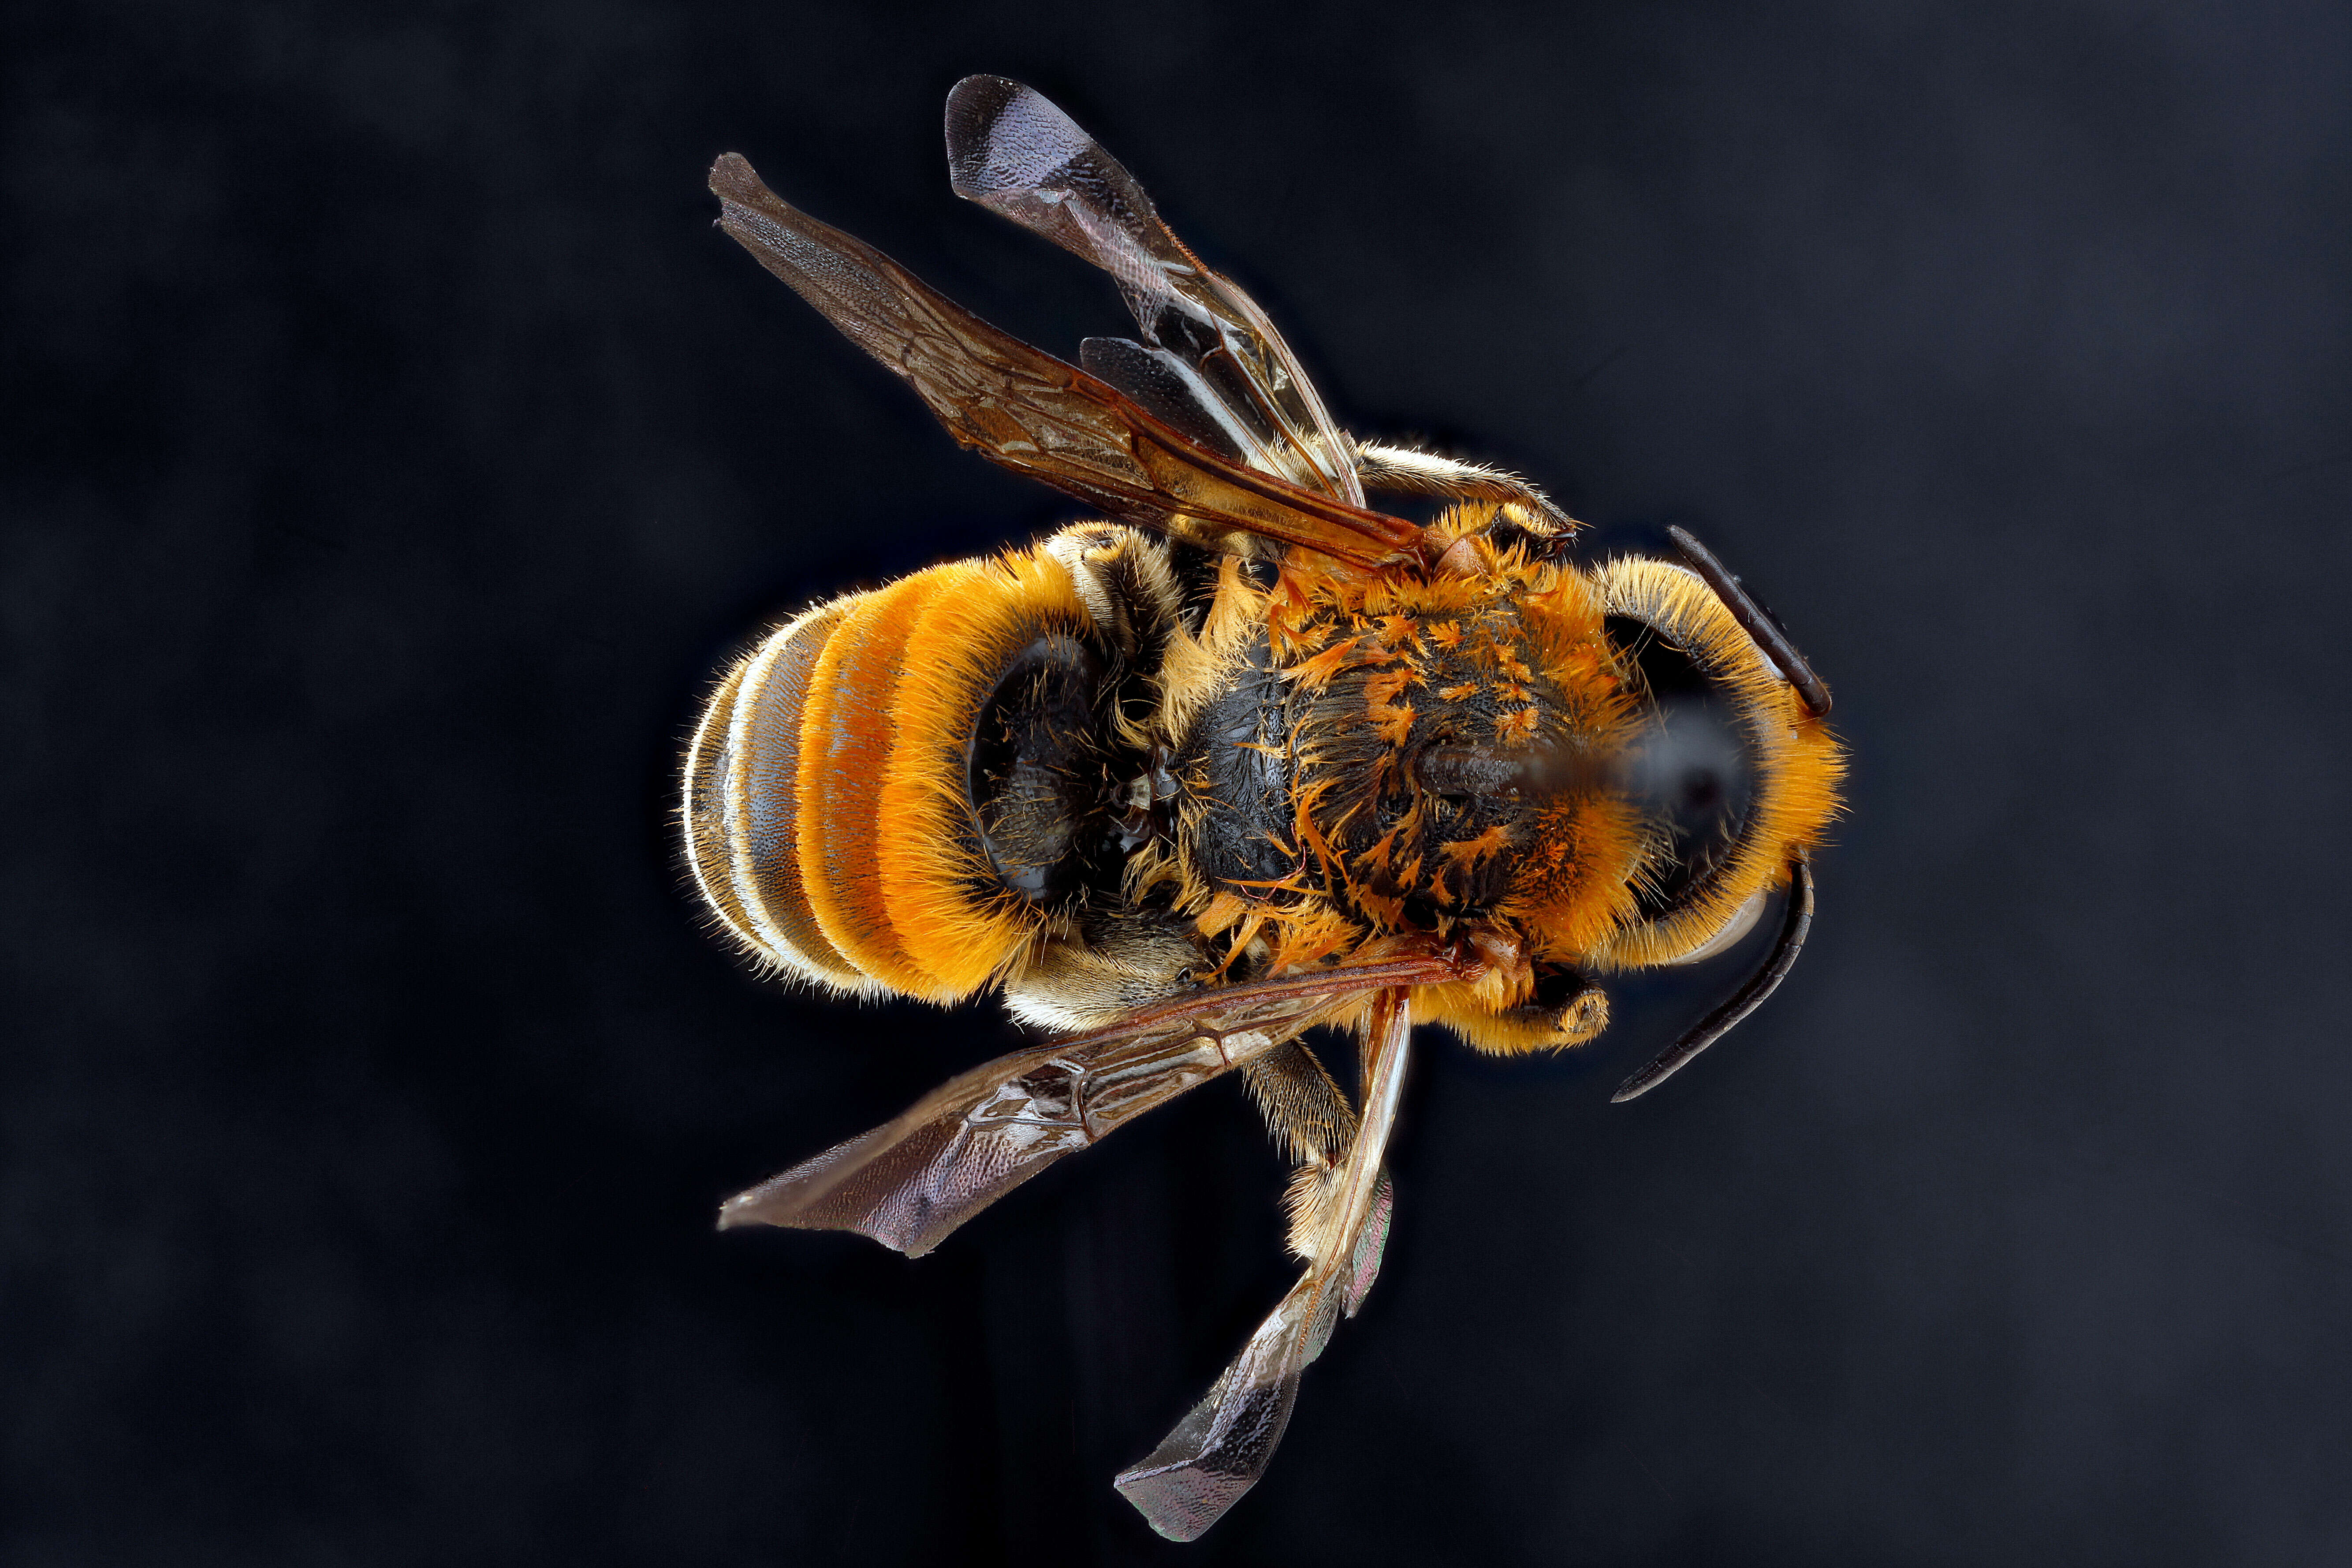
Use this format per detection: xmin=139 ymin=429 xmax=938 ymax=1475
xmin=718 ymin=954 xmax=1458 ymax=1258
xmin=945 ymin=75 xmax=1367 ymax=507
xmin=1115 ymin=988 xmax=1416 ymax=1541
xmin=1077 ymin=335 xmax=1252 ymax=464
xmin=711 ymin=154 xmax=1419 ymax=567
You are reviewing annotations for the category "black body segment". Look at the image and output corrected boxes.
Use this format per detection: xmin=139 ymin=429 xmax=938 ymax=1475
xmin=1172 ymin=627 xmax=1299 ymax=894
xmin=967 ymin=633 xmax=1112 ymax=902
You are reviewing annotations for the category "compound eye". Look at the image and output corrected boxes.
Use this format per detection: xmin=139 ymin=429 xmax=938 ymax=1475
xmin=1604 ymin=615 xmax=1759 ymax=913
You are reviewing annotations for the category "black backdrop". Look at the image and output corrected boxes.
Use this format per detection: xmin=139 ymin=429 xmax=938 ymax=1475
xmin=8 ymin=2 xmax=2350 ymax=1564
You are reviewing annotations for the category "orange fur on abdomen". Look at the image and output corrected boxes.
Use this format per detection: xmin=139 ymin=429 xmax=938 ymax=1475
xmin=681 ymin=544 xmax=1095 ymax=1003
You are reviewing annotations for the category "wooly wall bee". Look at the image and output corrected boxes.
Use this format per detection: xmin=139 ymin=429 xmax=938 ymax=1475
xmin=682 ymin=76 xmax=1844 ymax=1540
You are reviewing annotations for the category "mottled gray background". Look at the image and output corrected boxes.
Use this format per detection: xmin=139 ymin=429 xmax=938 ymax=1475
xmin=6 ymin=2 xmax=2348 ymax=1564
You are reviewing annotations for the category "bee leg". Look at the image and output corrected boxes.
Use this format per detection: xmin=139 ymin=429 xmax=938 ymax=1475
xmin=1349 ymin=437 xmax=1577 ymax=533
xmin=1241 ymin=1041 xmax=1394 ymax=1311
xmin=999 ymin=905 xmax=1204 ymax=1034
xmin=1115 ymin=989 xmax=1416 ymax=1540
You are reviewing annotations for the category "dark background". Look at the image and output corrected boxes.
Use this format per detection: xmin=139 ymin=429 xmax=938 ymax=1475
xmin=7 ymin=1 xmax=2349 ymax=1563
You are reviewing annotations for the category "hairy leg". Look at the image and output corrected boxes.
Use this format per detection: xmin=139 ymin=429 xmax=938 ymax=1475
xmin=1241 ymin=1039 xmax=1371 ymax=1269
xmin=1350 ymin=436 xmax=1575 ymax=531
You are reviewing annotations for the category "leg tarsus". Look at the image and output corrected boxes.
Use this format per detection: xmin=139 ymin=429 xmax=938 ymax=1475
xmin=1350 ymin=436 xmax=1577 ymax=533
xmin=1242 ymin=1040 xmax=1362 ymax=1264
xmin=1115 ymin=992 xmax=1417 ymax=1539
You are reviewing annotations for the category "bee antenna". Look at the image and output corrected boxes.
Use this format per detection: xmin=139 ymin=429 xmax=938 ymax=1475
xmin=1610 ymin=854 xmax=1814 ymax=1103
xmin=1666 ymin=526 xmax=1833 ymax=718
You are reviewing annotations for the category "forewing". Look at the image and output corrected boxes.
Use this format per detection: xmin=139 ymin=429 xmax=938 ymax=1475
xmin=944 ymin=75 xmax=1366 ymax=507
xmin=710 ymin=153 xmax=1417 ymax=566
xmin=717 ymin=956 xmax=1457 ymax=1258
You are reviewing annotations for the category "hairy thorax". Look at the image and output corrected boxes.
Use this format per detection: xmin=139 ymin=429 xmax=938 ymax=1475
xmin=1163 ymin=516 xmax=1650 ymax=981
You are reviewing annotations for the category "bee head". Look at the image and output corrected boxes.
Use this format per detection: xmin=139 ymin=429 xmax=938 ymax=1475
xmin=1429 ymin=540 xmax=1844 ymax=1084
xmin=1273 ymin=513 xmax=1843 ymax=1051
xmin=1570 ymin=554 xmax=1844 ymax=973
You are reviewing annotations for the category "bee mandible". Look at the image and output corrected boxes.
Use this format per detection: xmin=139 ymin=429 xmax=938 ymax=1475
xmin=682 ymin=76 xmax=1845 ymax=1541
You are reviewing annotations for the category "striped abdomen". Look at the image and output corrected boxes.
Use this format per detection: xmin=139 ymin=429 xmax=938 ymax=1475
xmin=682 ymin=545 xmax=1103 ymax=1002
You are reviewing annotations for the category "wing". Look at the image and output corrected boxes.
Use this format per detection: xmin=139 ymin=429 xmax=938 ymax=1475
xmin=1114 ymin=986 xmax=1417 ymax=1541
xmin=716 ymin=952 xmax=1462 ymax=1259
xmin=944 ymin=75 xmax=1365 ymax=507
xmin=709 ymin=154 xmax=1421 ymax=569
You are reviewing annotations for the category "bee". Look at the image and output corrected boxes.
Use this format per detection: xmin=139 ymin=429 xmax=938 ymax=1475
xmin=683 ymin=77 xmax=1844 ymax=1541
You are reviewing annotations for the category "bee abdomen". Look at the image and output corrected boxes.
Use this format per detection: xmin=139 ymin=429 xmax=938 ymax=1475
xmin=682 ymin=547 xmax=1100 ymax=1002
xmin=683 ymin=598 xmax=866 ymax=992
